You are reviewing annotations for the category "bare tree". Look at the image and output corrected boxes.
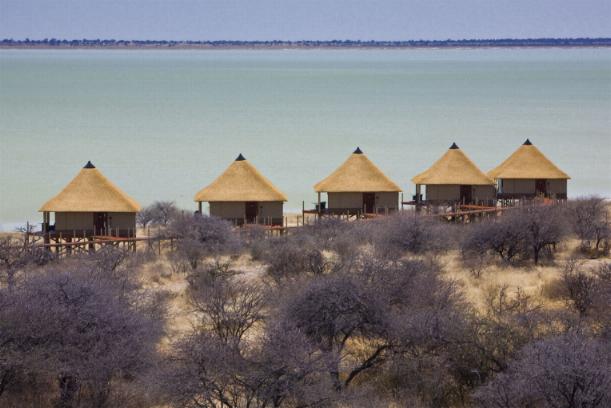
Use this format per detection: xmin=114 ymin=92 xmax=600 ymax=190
xmin=460 ymin=224 xmax=494 ymax=277
xmin=165 ymin=325 xmax=334 ymax=408
xmin=519 ymin=206 xmax=568 ymax=265
xmin=569 ymin=196 xmax=610 ymax=255
xmin=561 ymin=259 xmax=598 ymax=317
xmin=169 ymin=214 xmax=241 ymax=270
xmin=474 ymin=332 xmax=611 ymax=408
xmin=188 ymin=278 xmax=266 ymax=346
xmin=278 ymin=274 xmax=389 ymax=390
xmin=0 ymin=235 xmax=54 ymax=289
xmin=464 ymin=218 xmax=525 ymax=264
xmin=465 ymin=206 xmax=568 ymax=265
xmin=152 ymin=201 xmax=180 ymax=226
xmin=0 ymin=266 xmax=164 ymax=407
xmin=136 ymin=205 xmax=156 ymax=229
xmin=370 ymin=213 xmax=455 ymax=260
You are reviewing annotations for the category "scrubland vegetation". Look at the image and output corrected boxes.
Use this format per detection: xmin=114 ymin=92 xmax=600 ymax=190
xmin=0 ymin=197 xmax=609 ymax=407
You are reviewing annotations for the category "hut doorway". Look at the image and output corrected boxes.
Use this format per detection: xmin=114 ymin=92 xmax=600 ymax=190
xmin=245 ymin=202 xmax=258 ymax=223
xmin=363 ymin=193 xmax=376 ymax=213
xmin=93 ymin=212 xmax=108 ymax=234
xmin=535 ymin=179 xmax=547 ymax=196
xmin=460 ymin=185 xmax=472 ymax=204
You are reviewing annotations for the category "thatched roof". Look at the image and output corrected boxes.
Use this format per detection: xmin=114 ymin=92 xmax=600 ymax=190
xmin=488 ymin=139 xmax=570 ymax=180
xmin=194 ymin=154 xmax=287 ymax=202
xmin=39 ymin=162 xmax=141 ymax=212
xmin=412 ymin=143 xmax=494 ymax=185
xmin=314 ymin=148 xmax=401 ymax=193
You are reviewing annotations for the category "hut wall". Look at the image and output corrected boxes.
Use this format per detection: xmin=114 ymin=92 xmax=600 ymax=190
xmin=375 ymin=192 xmax=399 ymax=211
xmin=328 ymin=192 xmax=362 ymax=209
xmin=425 ymin=185 xmax=460 ymax=201
xmin=500 ymin=179 xmax=536 ymax=195
xmin=108 ymin=212 xmax=136 ymax=230
xmin=55 ymin=212 xmax=93 ymax=230
xmin=548 ymin=179 xmax=567 ymax=197
xmin=472 ymin=185 xmax=496 ymax=201
xmin=258 ymin=202 xmax=284 ymax=219
xmin=209 ymin=202 xmax=245 ymax=219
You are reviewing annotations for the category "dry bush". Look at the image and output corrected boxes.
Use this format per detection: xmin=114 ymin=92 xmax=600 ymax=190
xmin=0 ymin=264 xmax=165 ymax=407
xmin=0 ymin=235 xmax=55 ymax=289
xmin=474 ymin=332 xmax=611 ymax=408
xmin=188 ymin=276 xmax=266 ymax=346
xmin=369 ymin=213 xmax=456 ymax=260
xmin=569 ymin=196 xmax=610 ymax=256
xmin=169 ymin=214 xmax=241 ymax=270
xmin=461 ymin=206 xmax=568 ymax=266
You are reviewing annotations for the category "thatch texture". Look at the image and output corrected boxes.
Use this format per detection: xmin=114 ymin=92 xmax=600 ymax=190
xmin=488 ymin=140 xmax=570 ymax=179
xmin=39 ymin=163 xmax=140 ymax=212
xmin=314 ymin=148 xmax=401 ymax=192
xmin=194 ymin=155 xmax=287 ymax=202
xmin=412 ymin=144 xmax=494 ymax=185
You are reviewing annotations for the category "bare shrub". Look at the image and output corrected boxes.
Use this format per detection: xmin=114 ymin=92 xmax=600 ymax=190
xmin=562 ymin=259 xmax=598 ymax=317
xmin=0 ymin=235 xmax=55 ymax=289
xmin=464 ymin=206 xmax=568 ymax=265
xmin=460 ymin=224 xmax=494 ymax=277
xmin=463 ymin=218 xmax=525 ymax=265
xmin=152 ymin=200 xmax=180 ymax=226
xmin=518 ymin=205 xmax=568 ymax=264
xmin=165 ymin=325 xmax=334 ymax=408
xmin=369 ymin=213 xmax=455 ymax=260
xmin=273 ymin=259 xmax=468 ymax=400
xmin=188 ymin=277 xmax=266 ymax=346
xmin=256 ymin=234 xmax=337 ymax=283
xmin=0 ymin=266 xmax=164 ymax=406
xmin=569 ymin=196 xmax=610 ymax=255
xmin=593 ymin=263 xmax=611 ymax=339
xmin=136 ymin=205 xmax=156 ymax=229
xmin=278 ymin=274 xmax=389 ymax=390
xmin=474 ymin=332 xmax=611 ymax=408
xmin=169 ymin=214 xmax=241 ymax=270
xmin=454 ymin=285 xmax=555 ymax=388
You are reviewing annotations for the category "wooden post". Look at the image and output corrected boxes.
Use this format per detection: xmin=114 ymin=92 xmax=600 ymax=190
xmin=317 ymin=192 xmax=321 ymax=217
xmin=198 ymin=201 xmax=202 ymax=214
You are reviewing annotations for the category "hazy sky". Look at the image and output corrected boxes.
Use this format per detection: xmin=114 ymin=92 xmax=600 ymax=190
xmin=1 ymin=0 xmax=610 ymax=40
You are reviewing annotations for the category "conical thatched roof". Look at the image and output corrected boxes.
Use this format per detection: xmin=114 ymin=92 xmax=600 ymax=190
xmin=39 ymin=162 xmax=141 ymax=212
xmin=488 ymin=139 xmax=570 ymax=180
xmin=412 ymin=143 xmax=494 ymax=185
xmin=314 ymin=148 xmax=401 ymax=193
xmin=194 ymin=154 xmax=287 ymax=202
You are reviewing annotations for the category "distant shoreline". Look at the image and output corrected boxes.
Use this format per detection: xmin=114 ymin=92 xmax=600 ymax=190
xmin=2 ymin=38 xmax=611 ymax=50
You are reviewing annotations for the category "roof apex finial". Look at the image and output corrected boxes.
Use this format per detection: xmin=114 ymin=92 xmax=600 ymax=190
xmin=523 ymin=139 xmax=532 ymax=145
xmin=353 ymin=147 xmax=363 ymax=154
xmin=449 ymin=142 xmax=459 ymax=150
xmin=235 ymin=153 xmax=246 ymax=161
xmin=84 ymin=161 xmax=95 ymax=168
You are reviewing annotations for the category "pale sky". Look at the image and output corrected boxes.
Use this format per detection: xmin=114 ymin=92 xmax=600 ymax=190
xmin=0 ymin=0 xmax=610 ymax=40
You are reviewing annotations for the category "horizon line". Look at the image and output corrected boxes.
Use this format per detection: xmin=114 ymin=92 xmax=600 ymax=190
xmin=3 ymin=37 xmax=611 ymax=42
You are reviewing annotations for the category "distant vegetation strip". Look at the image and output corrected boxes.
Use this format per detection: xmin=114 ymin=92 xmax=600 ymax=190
xmin=2 ymin=38 xmax=611 ymax=48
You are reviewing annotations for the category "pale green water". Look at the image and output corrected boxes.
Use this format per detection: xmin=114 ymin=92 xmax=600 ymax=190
xmin=1 ymin=49 xmax=610 ymax=229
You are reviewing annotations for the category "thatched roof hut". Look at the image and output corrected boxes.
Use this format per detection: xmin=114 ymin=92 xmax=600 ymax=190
xmin=315 ymin=147 xmax=401 ymax=193
xmin=488 ymin=139 xmax=570 ymax=199
xmin=314 ymin=148 xmax=401 ymax=214
xmin=488 ymin=139 xmax=570 ymax=180
xmin=412 ymin=143 xmax=494 ymax=186
xmin=412 ymin=143 xmax=495 ymax=204
xmin=39 ymin=161 xmax=140 ymax=237
xmin=195 ymin=154 xmax=287 ymax=202
xmin=194 ymin=154 xmax=287 ymax=225
xmin=40 ymin=161 xmax=140 ymax=213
